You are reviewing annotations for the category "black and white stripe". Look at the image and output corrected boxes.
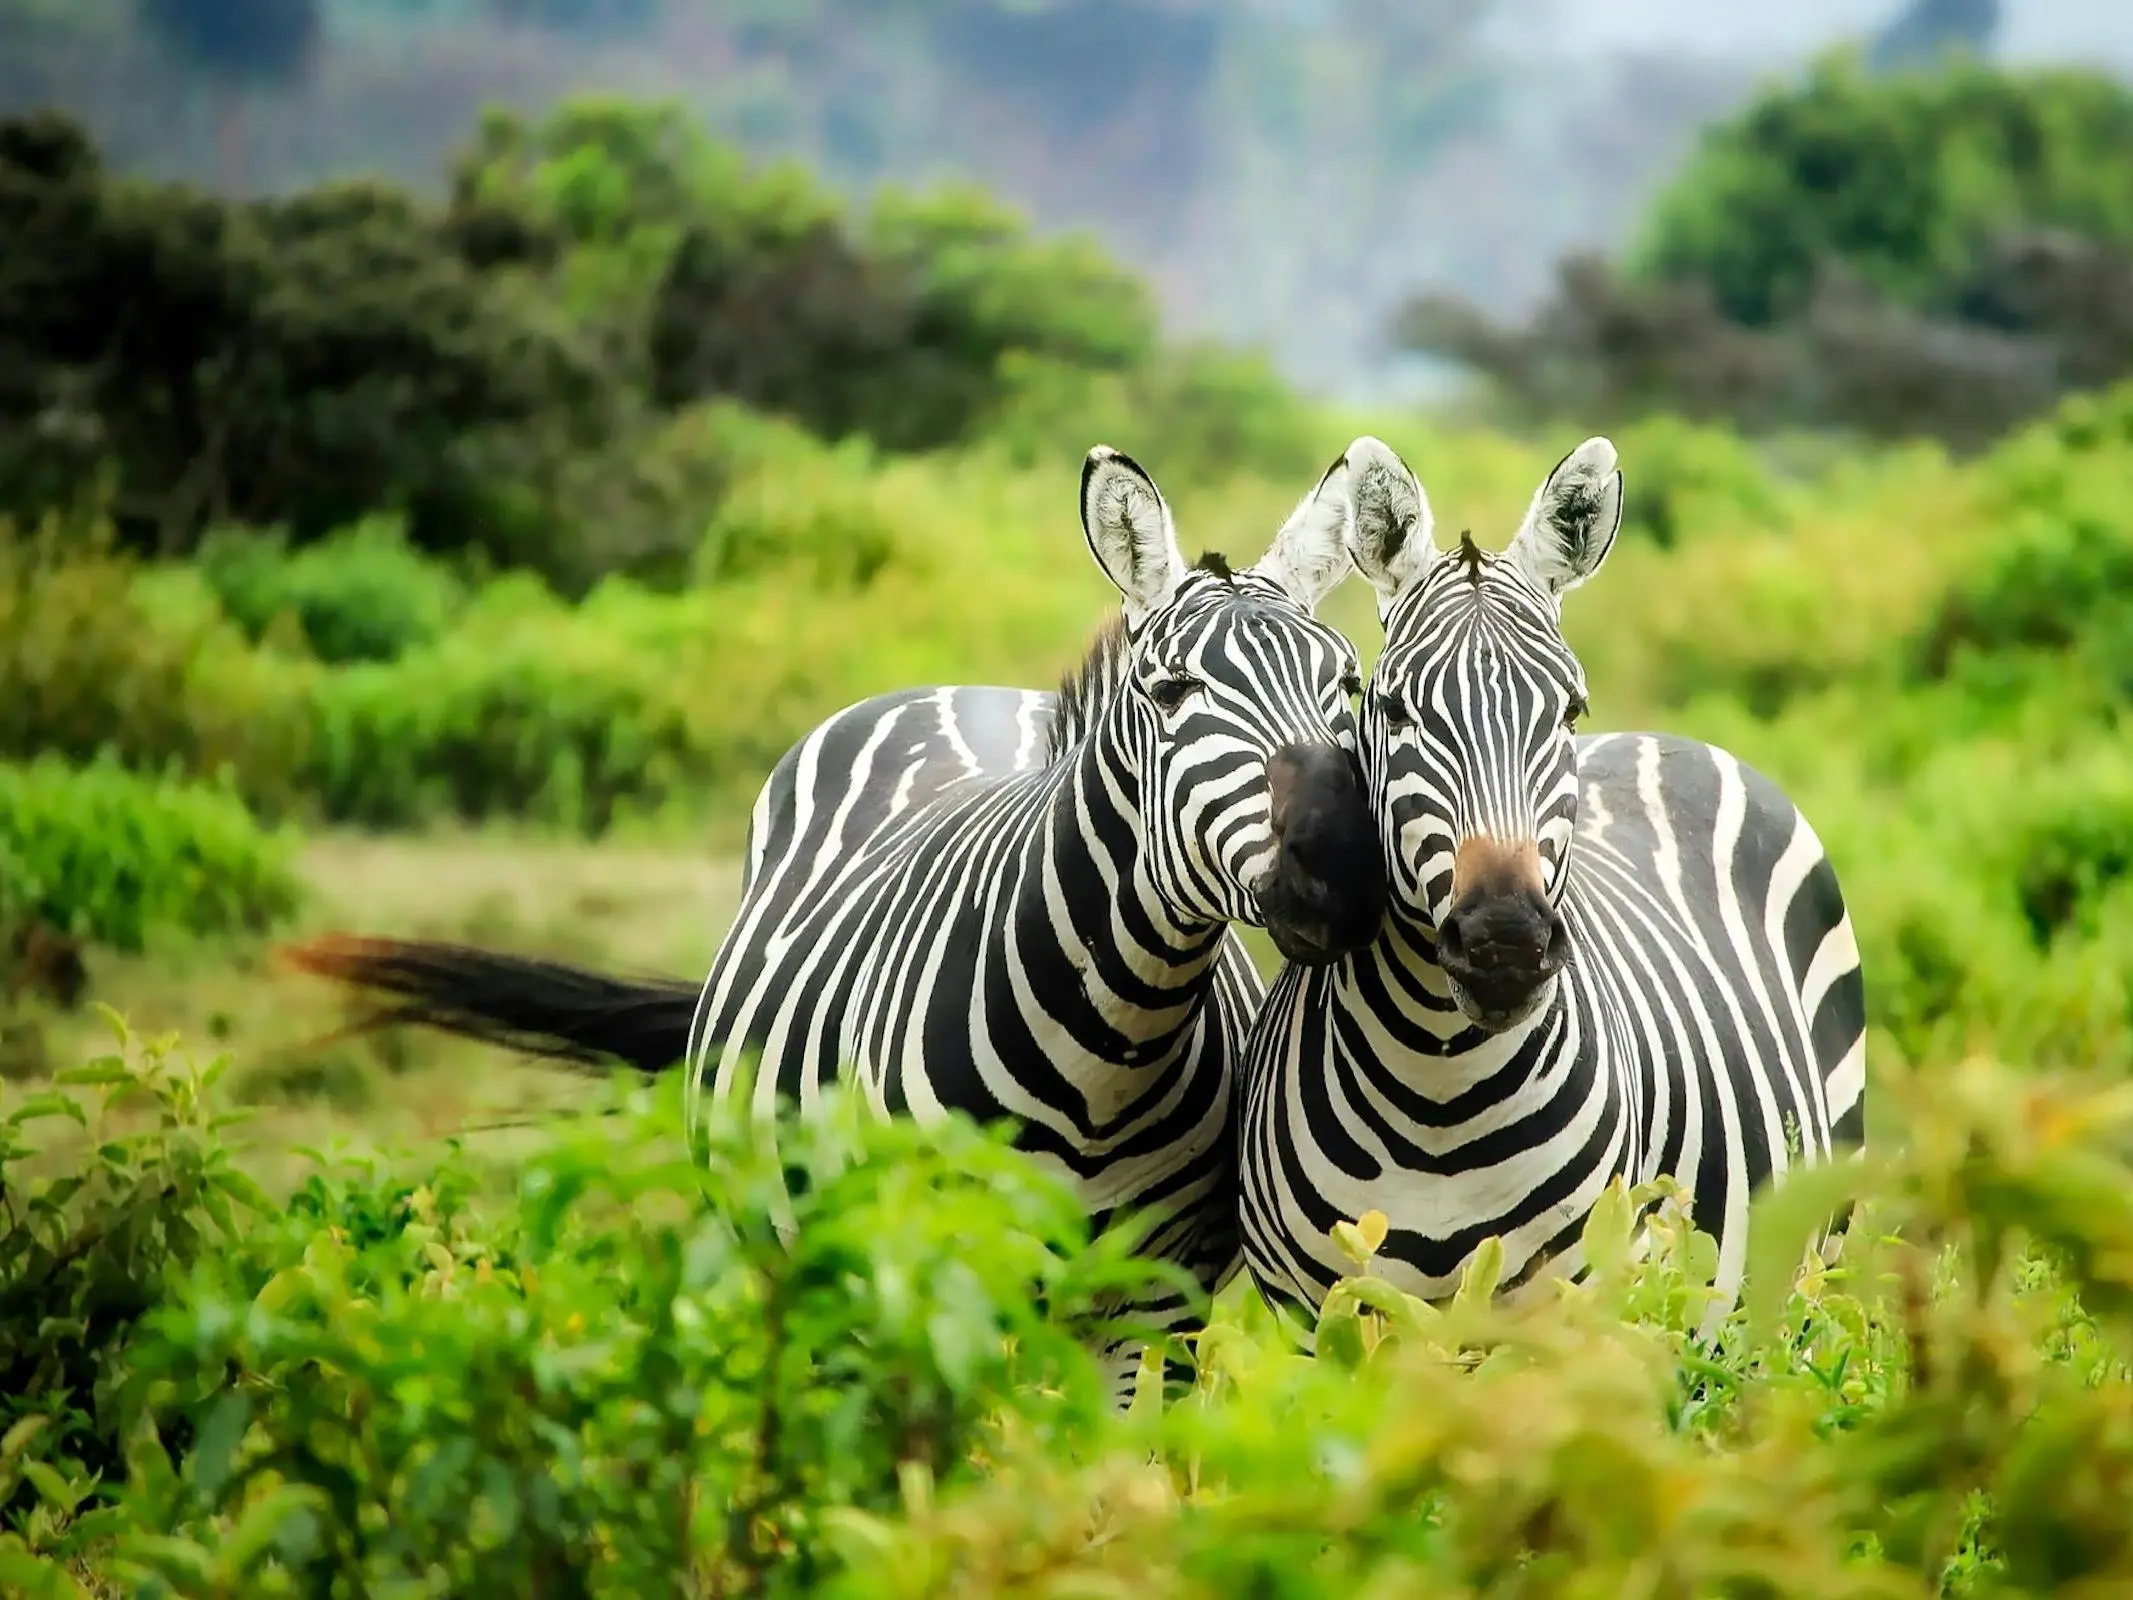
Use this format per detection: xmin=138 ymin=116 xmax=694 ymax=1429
xmin=688 ymin=447 xmax=1383 ymax=1395
xmin=1239 ymin=435 xmax=1867 ymax=1342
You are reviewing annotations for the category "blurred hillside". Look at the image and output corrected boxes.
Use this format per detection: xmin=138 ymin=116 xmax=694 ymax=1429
xmin=10 ymin=0 xmax=2132 ymax=398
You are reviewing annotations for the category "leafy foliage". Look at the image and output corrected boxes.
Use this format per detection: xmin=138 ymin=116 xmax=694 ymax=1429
xmin=0 ymin=515 xmax=312 ymax=817
xmin=0 ymin=110 xmax=611 ymax=568
xmin=196 ymin=516 xmax=468 ymax=665
xmin=0 ymin=757 xmax=302 ymax=952
xmin=0 ymin=1029 xmax=1154 ymax=1594
xmin=0 ymin=1022 xmax=270 ymax=1543
xmin=1637 ymin=53 xmax=2133 ymax=328
xmin=0 ymin=101 xmax=1192 ymax=589
xmin=4 ymin=1030 xmax=2133 ymax=1593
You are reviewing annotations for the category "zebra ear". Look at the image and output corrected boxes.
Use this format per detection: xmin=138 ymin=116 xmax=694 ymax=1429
xmin=1506 ymin=436 xmax=1622 ymax=603
xmin=1249 ymin=452 xmax=1354 ymax=612
xmin=1338 ymin=436 xmax=1436 ymax=606
xmin=1081 ymin=446 xmax=1188 ymax=626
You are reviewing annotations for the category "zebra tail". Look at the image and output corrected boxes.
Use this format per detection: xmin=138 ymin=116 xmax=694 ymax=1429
xmin=276 ymin=934 xmax=700 ymax=1075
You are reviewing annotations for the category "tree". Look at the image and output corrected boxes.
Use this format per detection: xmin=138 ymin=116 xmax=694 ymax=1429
xmin=0 ymin=112 xmax=610 ymax=563
xmin=1633 ymin=54 xmax=2133 ymax=327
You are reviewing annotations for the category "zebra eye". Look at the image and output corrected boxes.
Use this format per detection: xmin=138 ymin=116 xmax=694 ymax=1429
xmin=1375 ymin=691 xmax=1413 ymax=730
xmin=1564 ymin=693 xmax=1589 ymax=731
xmin=1339 ymin=672 xmax=1363 ymax=705
xmin=1148 ymin=674 xmax=1201 ymax=714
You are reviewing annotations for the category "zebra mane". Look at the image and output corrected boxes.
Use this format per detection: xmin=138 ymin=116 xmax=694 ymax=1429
xmin=1193 ymin=550 xmax=1235 ymax=581
xmin=1454 ymin=530 xmax=1485 ymax=583
xmin=1046 ymin=611 xmax=1131 ymax=765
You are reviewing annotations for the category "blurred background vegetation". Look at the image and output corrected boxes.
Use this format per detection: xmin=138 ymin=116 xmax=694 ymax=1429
xmin=5 ymin=2 xmax=2133 ymax=1592
xmin=4 ymin=3 xmax=2131 ymax=1087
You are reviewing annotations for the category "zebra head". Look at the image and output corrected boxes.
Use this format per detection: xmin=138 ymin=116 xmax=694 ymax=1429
xmin=1080 ymin=446 xmax=1385 ymax=966
xmin=1339 ymin=434 xmax=1623 ymax=1031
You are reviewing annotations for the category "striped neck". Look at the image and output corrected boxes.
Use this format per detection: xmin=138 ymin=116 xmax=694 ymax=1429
xmin=1339 ymin=903 xmax=1561 ymax=1086
xmin=1006 ymin=692 xmax=1232 ymax=1076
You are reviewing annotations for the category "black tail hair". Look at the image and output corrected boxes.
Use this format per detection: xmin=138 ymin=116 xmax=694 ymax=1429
xmin=279 ymin=934 xmax=699 ymax=1074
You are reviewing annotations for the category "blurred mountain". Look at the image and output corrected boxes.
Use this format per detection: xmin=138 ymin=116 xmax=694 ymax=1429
xmin=3 ymin=0 xmax=2130 ymax=399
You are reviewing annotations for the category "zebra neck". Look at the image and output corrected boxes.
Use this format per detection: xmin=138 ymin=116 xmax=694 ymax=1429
xmin=1345 ymin=908 xmax=1560 ymax=1090
xmin=1008 ymin=731 xmax=1229 ymax=1069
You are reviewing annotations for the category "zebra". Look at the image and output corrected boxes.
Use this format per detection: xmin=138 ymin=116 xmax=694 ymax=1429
xmin=287 ymin=444 xmax=1387 ymax=1401
xmin=1237 ymin=433 xmax=1867 ymax=1345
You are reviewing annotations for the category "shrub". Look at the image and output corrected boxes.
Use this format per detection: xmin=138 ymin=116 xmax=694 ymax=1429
xmin=0 ymin=111 xmax=613 ymax=559
xmin=7 ymin=1038 xmax=2133 ymax=1593
xmin=298 ymin=602 xmax=704 ymax=833
xmin=0 ymin=1035 xmax=1153 ymax=1593
xmin=1912 ymin=385 xmax=2133 ymax=683
xmin=1610 ymin=414 xmax=1791 ymax=548
xmin=0 ymin=515 xmax=312 ymax=815
xmin=196 ymin=515 xmax=469 ymax=665
xmin=0 ymin=1023 xmax=272 ymax=1537
xmin=829 ymin=1056 xmax=2133 ymax=1598
xmin=985 ymin=343 xmax=1327 ymax=490
xmin=1400 ymin=61 xmax=2133 ymax=449
xmin=692 ymin=424 xmax=900 ymax=589
xmin=0 ymin=757 xmax=302 ymax=952
xmin=456 ymin=100 xmax=1158 ymax=458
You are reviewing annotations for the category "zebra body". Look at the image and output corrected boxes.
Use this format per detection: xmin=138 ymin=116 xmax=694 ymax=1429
xmin=694 ymin=677 xmax=1263 ymax=1297
xmin=1239 ymin=436 xmax=1867 ymax=1341
xmin=686 ymin=447 xmax=1384 ymax=1389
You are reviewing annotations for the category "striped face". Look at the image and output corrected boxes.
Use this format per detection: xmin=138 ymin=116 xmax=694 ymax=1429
xmin=1339 ymin=435 xmax=1623 ymax=1030
xmin=1082 ymin=448 xmax=1385 ymax=965
xmin=1368 ymin=544 xmax=1588 ymax=930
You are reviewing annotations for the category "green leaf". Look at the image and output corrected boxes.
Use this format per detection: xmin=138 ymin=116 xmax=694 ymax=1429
xmin=8 ymin=1094 xmax=87 ymax=1128
xmin=1315 ymin=1293 xmax=1369 ymax=1371
xmin=111 ymin=1533 xmax=215 ymax=1588
xmin=0 ymin=1538 xmax=87 ymax=1600
xmin=1452 ymin=1236 xmax=1505 ymax=1311
xmin=1581 ymin=1178 xmax=1635 ymax=1284
xmin=20 ymin=1461 xmax=82 ymax=1517
xmin=210 ymin=1484 xmax=327 ymax=1585
xmin=53 ymin=1058 xmax=133 ymax=1087
xmin=1743 ymin=1155 xmax=1882 ymax=1348
xmin=0 ymin=1415 xmax=50 ymax=1465
xmin=185 ymin=1393 xmax=253 ymax=1504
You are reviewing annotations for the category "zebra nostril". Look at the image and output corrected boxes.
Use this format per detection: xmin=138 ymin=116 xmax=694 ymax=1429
xmin=1437 ymin=914 xmax=1467 ymax=965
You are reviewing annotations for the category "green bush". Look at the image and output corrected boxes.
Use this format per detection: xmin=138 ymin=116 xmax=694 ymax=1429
xmin=0 ymin=757 xmax=302 ymax=951
xmin=984 ymin=344 xmax=1327 ymax=489
xmin=2008 ymin=778 xmax=2133 ymax=949
xmin=1635 ymin=54 xmax=2133 ymax=327
xmin=299 ymin=614 xmax=705 ymax=833
xmin=0 ymin=1031 xmax=1152 ymax=1594
xmin=196 ymin=516 xmax=469 ymax=665
xmin=1610 ymin=414 xmax=1792 ymax=549
xmin=0 ymin=516 xmax=312 ymax=816
xmin=5 ymin=1036 xmax=2133 ymax=1594
xmin=692 ymin=427 xmax=900 ymax=589
xmin=0 ymin=1025 xmax=272 ymax=1538
xmin=1917 ymin=389 xmax=2133 ymax=683
xmin=0 ymin=111 xmax=613 ymax=561
xmin=454 ymin=99 xmax=1157 ymax=457
xmin=1407 ymin=60 xmax=2133 ymax=448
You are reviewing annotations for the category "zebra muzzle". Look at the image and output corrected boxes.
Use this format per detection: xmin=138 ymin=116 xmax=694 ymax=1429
xmin=1258 ymin=742 xmax=1386 ymax=965
xmin=1438 ymin=837 xmax=1571 ymax=1027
